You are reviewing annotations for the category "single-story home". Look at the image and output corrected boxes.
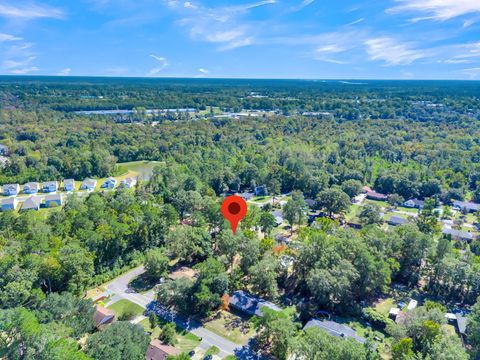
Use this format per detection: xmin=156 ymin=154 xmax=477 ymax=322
xmin=94 ymin=305 xmax=115 ymax=329
xmin=80 ymin=178 xmax=97 ymax=191
xmin=303 ymin=319 xmax=365 ymax=344
xmin=388 ymin=216 xmax=408 ymax=226
xmin=45 ymin=194 xmax=63 ymax=208
xmin=442 ymin=227 xmax=475 ymax=242
xmin=0 ymin=144 xmax=9 ymax=155
xmin=403 ymin=198 xmax=425 ymax=209
xmin=42 ymin=181 xmax=58 ymax=193
xmin=1 ymin=197 xmax=18 ymax=211
xmin=101 ymin=177 xmax=117 ymax=189
xmin=305 ymin=198 xmax=317 ymax=209
xmin=228 ymin=290 xmax=281 ymax=317
xmin=2 ymin=183 xmax=20 ymax=196
xmin=407 ymin=299 xmax=418 ymax=311
xmin=389 ymin=307 xmax=401 ymax=320
xmin=64 ymin=179 xmax=75 ymax=192
xmin=145 ymin=340 xmax=180 ymax=360
xmin=453 ymin=200 xmax=480 ymax=213
xmin=238 ymin=192 xmax=255 ymax=201
xmin=23 ymin=182 xmax=40 ymax=194
xmin=255 ymin=185 xmax=268 ymax=196
xmin=21 ymin=196 xmax=41 ymax=211
xmin=366 ymin=191 xmax=388 ymax=201
xmin=120 ymin=177 xmax=137 ymax=189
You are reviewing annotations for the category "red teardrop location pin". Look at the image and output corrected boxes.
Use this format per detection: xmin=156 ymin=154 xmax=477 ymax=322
xmin=221 ymin=195 xmax=248 ymax=235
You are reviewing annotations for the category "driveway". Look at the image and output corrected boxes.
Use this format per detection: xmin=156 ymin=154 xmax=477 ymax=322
xmin=104 ymin=266 xmax=264 ymax=359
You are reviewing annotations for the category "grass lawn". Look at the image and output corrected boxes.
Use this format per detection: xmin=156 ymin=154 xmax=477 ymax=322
xmin=205 ymin=346 xmax=220 ymax=356
xmin=251 ymin=196 xmax=271 ymax=203
xmin=375 ymin=298 xmax=396 ymax=316
xmin=115 ymin=161 xmax=163 ymax=181
xmin=107 ymin=299 xmax=144 ymax=319
xmin=140 ymin=318 xmax=201 ymax=353
xmin=345 ymin=204 xmax=362 ymax=222
xmin=396 ymin=206 xmax=419 ymax=214
xmin=203 ymin=311 xmax=255 ymax=344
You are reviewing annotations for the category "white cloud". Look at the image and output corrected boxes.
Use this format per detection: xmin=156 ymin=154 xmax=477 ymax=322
xmin=199 ymin=68 xmax=209 ymax=74
xmin=3 ymin=56 xmax=36 ymax=69
xmin=387 ymin=0 xmax=480 ymax=22
xmin=56 ymin=68 xmax=71 ymax=76
xmin=165 ymin=0 xmax=276 ymax=50
xmin=0 ymin=2 xmax=65 ymax=20
xmin=462 ymin=67 xmax=480 ymax=78
xmin=364 ymin=37 xmax=426 ymax=65
xmin=147 ymin=55 xmax=169 ymax=76
xmin=0 ymin=33 xmax=22 ymax=42
xmin=9 ymin=66 xmax=39 ymax=74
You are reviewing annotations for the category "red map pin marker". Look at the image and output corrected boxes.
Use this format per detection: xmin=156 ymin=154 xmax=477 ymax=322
xmin=221 ymin=195 xmax=248 ymax=235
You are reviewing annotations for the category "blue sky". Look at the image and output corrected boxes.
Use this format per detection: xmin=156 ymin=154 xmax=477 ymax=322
xmin=0 ymin=0 xmax=480 ymax=79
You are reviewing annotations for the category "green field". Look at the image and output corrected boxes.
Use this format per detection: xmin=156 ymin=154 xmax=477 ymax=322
xmin=107 ymin=299 xmax=144 ymax=319
xmin=115 ymin=161 xmax=163 ymax=181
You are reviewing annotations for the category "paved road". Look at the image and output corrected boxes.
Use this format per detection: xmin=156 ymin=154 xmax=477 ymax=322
xmin=104 ymin=266 xmax=263 ymax=359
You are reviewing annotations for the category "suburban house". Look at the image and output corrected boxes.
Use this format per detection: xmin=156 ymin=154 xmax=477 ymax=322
xmin=228 ymin=290 xmax=281 ymax=317
xmin=272 ymin=210 xmax=284 ymax=226
xmin=21 ymin=196 xmax=41 ymax=211
xmin=120 ymin=177 xmax=137 ymax=189
xmin=2 ymin=183 xmax=20 ymax=196
xmin=1 ymin=197 xmax=18 ymax=211
xmin=0 ymin=144 xmax=9 ymax=155
xmin=303 ymin=319 xmax=366 ymax=344
xmin=403 ymin=198 xmax=425 ymax=209
xmin=366 ymin=190 xmax=388 ymax=201
xmin=80 ymin=178 xmax=97 ymax=191
xmin=145 ymin=339 xmax=180 ymax=360
xmin=64 ymin=179 xmax=75 ymax=192
xmin=254 ymin=185 xmax=268 ymax=196
xmin=23 ymin=182 xmax=40 ymax=194
xmin=305 ymin=198 xmax=317 ymax=209
xmin=389 ymin=307 xmax=401 ymax=321
xmin=388 ymin=216 xmax=408 ymax=226
xmin=442 ymin=227 xmax=475 ymax=242
xmin=94 ymin=305 xmax=115 ymax=329
xmin=45 ymin=194 xmax=63 ymax=208
xmin=453 ymin=200 xmax=480 ymax=213
xmin=238 ymin=192 xmax=255 ymax=201
xmin=42 ymin=181 xmax=58 ymax=193
xmin=101 ymin=177 xmax=117 ymax=189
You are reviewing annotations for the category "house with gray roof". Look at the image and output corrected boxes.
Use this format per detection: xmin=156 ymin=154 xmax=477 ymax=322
xmin=45 ymin=194 xmax=63 ymax=208
xmin=453 ymin=200 xmax=480 ymax=213
xmin=229 ymin=290 xmax=281 ymax=317
xmin=303 ymin=319 xmax=365 ymax=344
xmin=1 ymin=197 xmax=18 ymax=211
xmin=64 ymin=179 xmax=75 ymax=192
xmin=404 ymin=198 xmax=425 ymax=209
xmin=42 ymin=181 xmax=58 ymax=193
xmin=0 ymin=144 xmax=9 ymax=155
xmin=23 ymin=182 xmax=39 ymax=194
xmin=80 ymin=178 xmax=97 ymax=191
xmin=388 ymin=216 xmax=408 ymax=226
xmin=120 ymin=177 xmax=137 ymax=189
xmin=2 ymin=183 xmax=20 ymax=196
xmin=101 ymin=177 xmax=117 ymax=189
xmin=442 ymin=227 xmax=475 ymax=242
xmin=21 ymin=196 xmax=41 ymax=211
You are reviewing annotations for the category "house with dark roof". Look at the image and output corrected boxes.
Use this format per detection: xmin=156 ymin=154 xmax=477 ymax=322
xmin=94 ymin=305 xmax=115 ymax=329
xmin=45 ymin=194 xmax=63 ymax=208
xmin=101 ymin=177 xmax=117 ymax=189
xmin=145 ymin=340 xmax=180 ymax=360
xmin=442 ymin=227 xmax=475 ymax=242
xmin=366 ymin=191 xmax=387 ymax=201
xmin=303 ymin=319 xmax=365 ymax=343
xmin=23 ymin=182 xmax=39 ymax=194
xmin=20 ymin=196 xmax=41 ymax=211
xmin=254 ymin=185 xmax=268 ymax=196
xmin=453 ymin=200 xmax=480 ymax=213
xmin=229 ymin=290 xmax=281 ymax=317
xmin=403 ymin=198 xmax=425 ymax=209
xmin=305 ymin=198 xmax=317 ymax=209
xmin=388 ymin=216 xmax=408 ymax=226
xmin=1 ymin=197 xmax=18 ymax=211
xmin=80 ymin=178 xmax=97 ymax=191
xmin=42 ymin=181 xmax=58 ymax=193
xmin=2 ymin=183 xmax=20 ymax=196
xmin=64 ymin=179 xmax=75 ymax=192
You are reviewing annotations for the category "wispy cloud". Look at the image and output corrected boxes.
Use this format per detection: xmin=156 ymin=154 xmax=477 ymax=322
xmin=56 ymin=68 xmax=71 ymax=76
xmin=165 ymin=0 xmax=277 ymax=50
xmin=291 ymin=0 xmax=315 ymax=12
xmin=3 ymin=56 xmax=36 ymax=69
xmin=9 ymin=66 xmax=39 ymax=74
xmin=364 ymin=37 xmax=426 ymax=65
xmin=147 ymin=55 xmax=169 ymax=76
xmin=387 ymin=0 xmax=480 ymax=22
xmin=462 ymin=67 xmax=480 ymax=78
xmin=0 ymin=33 xmax=22 ymax=42
xmin=0 ymin=2 xmax=65 ymax=20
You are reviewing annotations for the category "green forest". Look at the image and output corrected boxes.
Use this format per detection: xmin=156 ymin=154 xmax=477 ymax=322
xmin=1 ymin=77 xmax=480 ymax=360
